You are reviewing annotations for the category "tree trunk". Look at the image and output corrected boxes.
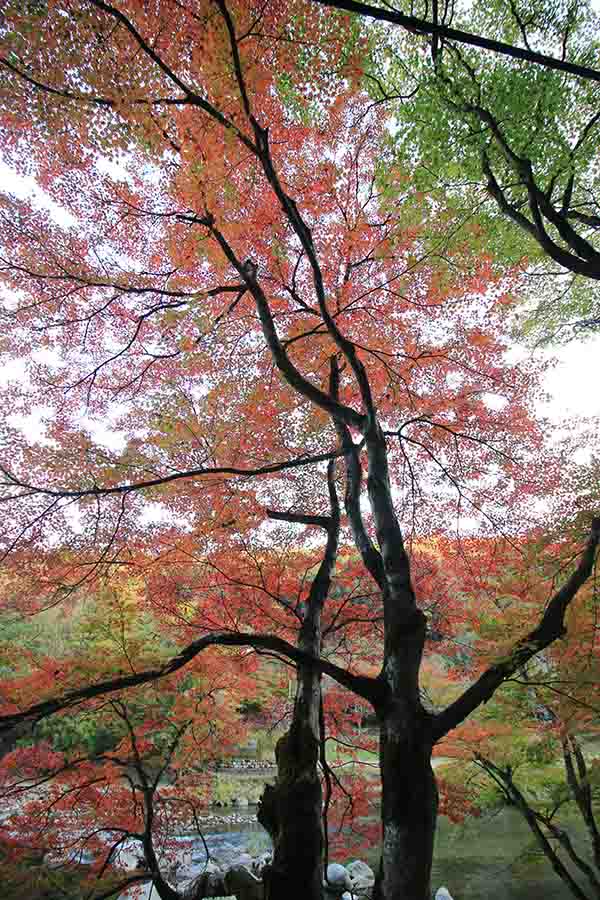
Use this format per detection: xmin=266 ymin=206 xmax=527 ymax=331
xmin=374 ymin=699 xmax=438 ymax=900
xmin=258 ymin=662 xmax=324 ymax=900
xmin=371 ymin=604 xmax=437 ymax=900
xmin=258 ymin=458 xmax=338 ymax=900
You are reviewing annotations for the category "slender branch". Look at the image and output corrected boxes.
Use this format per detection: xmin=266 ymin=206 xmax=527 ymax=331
xmin=0 ymin=632 xmax=381 ymax=733
xmin=205 ymin=218 xmax=366 ymax=429
xmin=474 ymin=755 xmax=591 ymax=900
xmin=86 ymin=0 xmax=256 ymax=152
xmin=266 ymin=509 xmax=332 ymax=530
xmin=0 ymin=448 xmax=347 ymax=501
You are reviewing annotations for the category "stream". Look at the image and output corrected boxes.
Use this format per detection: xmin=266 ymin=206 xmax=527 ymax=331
xmin=182 ymin=805 xmax=589 ymax=899
xmin=116 ymin=803 xmax=592 ymax=899
xmin=431 ymin=807 xmax=590 ymax=900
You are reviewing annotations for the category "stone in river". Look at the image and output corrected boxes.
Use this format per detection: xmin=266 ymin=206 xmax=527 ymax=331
xmin=325 ymin=863 xmax=352 ymax=894
xmin=435 ymin=888 xmax=454 ymax=900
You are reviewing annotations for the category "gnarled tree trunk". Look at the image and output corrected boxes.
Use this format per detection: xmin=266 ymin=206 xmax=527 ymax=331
xmin=259 ymin=460 xmax=340 ymax=900
xmin=373 ymin=611 xmax=438 ymax=900
xmin=376 ymin=705 xmax=438 ymax=900
xmin=258 ymin=662 xmax=324 ymax=900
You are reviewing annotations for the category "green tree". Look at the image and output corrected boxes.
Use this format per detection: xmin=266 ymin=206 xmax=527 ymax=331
xmin=360 ymin=0 xmax=600 ymax=342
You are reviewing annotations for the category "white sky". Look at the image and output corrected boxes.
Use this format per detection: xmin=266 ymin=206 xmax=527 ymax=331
xmin=539 ymin=340 xmax=600 ymax=420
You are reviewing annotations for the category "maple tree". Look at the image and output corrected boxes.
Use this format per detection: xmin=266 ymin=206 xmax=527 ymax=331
xmin=353 ymin=0 xmax=600 ymax=342
xmin=0 ymin=3 xmax=599 ymax=900
xmin=1 ymin=668 xmax=241 ymax=900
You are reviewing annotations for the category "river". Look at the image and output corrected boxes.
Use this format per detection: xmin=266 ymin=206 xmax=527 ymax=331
xmin=189 ymin=805 xmax=589 ymax=899
xmin=117 ymin=803 xmax=590 ymax=899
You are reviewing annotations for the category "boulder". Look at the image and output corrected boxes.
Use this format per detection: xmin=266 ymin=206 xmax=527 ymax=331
xmin=205 ymin=860 xmax=225 ymax=875
xmin=346 ymin=859 xmax=375 ymax=898
xmin=181 ymin=862 xmax=263 ymax=900
xmin=435 ymin=888 xmax=454 ymax=900
xmin=346 ymin=860 xmax=374 ymax=886
xmin=325 ymin=863 xmax=352 ymax=894
xmin=224 ymin=864 xmax=264 ymax=900
xmin=181 ymin=869 xmax=229 ymax=899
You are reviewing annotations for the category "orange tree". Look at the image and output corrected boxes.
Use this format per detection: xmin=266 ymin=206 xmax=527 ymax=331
xmin=0 ymin=3 xmax=598 ymax=899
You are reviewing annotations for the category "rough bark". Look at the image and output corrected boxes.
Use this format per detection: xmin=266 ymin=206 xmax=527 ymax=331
xmin=258 ymin=460 xmax=340 ymax=900
xmin=358 ymin=421 xmax=437 ymax=900
xmin=375 ymin=698 xmax=438 ymax=900
xmin=257 ymin=622 xmax=325 ymax=900
xmin=258 ymin=676 xmax=324 ymax=900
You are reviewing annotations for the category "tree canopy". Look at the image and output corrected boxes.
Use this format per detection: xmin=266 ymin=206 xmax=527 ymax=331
xmin=0 ymin=3 xmax=598 ymax=900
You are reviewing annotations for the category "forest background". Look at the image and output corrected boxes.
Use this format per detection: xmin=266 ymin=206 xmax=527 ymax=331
xmin=0 ymin=2 xmax=600 ymax=900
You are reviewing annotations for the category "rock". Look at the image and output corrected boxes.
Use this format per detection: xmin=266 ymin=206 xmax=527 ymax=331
xmin=346 ymin=859 xmax=375 ymax=897
xmin=435 ymin=888 xmax=454 ymax=900
xmin=185 ymin=859 xmax=223 ymax=883
xmin=251 ymin=852 xmax=272 ymax=876
xmin=351 ymin=886 xmax=373 ymax=899
xmin=224 ymin=864 xmax=264 ymax=900
xmin=180 ymin=869 xmax=229 ymax=899
xmin=325 ymin=863 xmax=352 ymax=894
xmin=347 ymin=860 xmax=375 ymax=886
xmin=204 ymin=860 xmax=225 ymax=875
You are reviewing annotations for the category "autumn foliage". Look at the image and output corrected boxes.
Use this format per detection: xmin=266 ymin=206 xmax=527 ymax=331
xmin=0 ymin=2 xmax=598 ymax=899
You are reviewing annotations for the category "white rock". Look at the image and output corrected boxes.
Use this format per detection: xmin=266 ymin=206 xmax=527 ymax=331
xmin=435 ymin=888 xmax=454 ymax=900
xmin=347 ymin=860 xmax=375 ymax=886
xmin=326 ymin=863 xmax=352 ymax=892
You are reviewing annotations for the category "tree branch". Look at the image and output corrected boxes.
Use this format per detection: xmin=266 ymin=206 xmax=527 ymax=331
xmin=0 ymin=632 xmax=381 ymax=733
xmin=433 ymin=517 xmax=600 ymax=740
xmin=0 ymin=449 xmax=347 ymax=501
xmin=312 ymin=0 xmax=600 ymax=83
